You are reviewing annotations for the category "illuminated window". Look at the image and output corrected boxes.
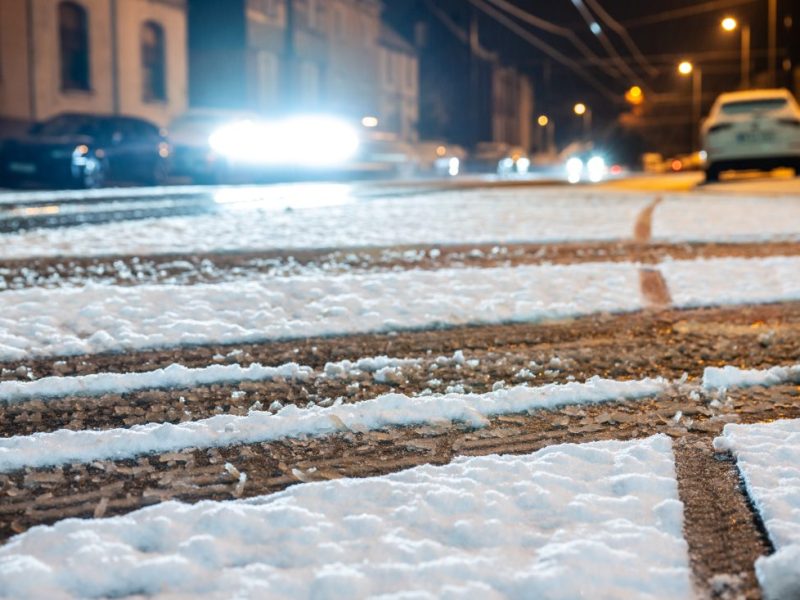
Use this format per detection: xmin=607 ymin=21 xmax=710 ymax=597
xmin=141 ymin=21 xmax=166 ymax=102
xmin=59 ymin=1 xmax=90 ymax=91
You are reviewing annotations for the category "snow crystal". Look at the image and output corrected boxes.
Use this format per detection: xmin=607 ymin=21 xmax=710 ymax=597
xmin=714 ymin=419 xmax=800 ymax=599
xmin=0 ymin=377 xmax=667 ymax=472
xmin=0 ymin=435 xmax=691 ymax=599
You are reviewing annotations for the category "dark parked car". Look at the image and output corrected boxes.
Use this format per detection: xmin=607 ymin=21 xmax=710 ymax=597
xmin=0 ymin=113 xmax=171 ymax=189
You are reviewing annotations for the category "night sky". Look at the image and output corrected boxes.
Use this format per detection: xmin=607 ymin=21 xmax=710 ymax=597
xmin=384 ymin=0 xmax=795 ymax=152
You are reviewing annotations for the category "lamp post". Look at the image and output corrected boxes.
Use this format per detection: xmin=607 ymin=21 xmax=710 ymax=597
xmin=573 ymin=103 xmax=591 ymax=143
xmin=678 ymin=61 xmax=702 ymax=151
xmin=537 ymin=115 xmax=555 ymax=154
xmin=721 ymin=17 xmax=751 ymax=89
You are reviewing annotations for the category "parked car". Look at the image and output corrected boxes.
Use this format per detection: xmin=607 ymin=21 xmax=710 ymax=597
xmin=0 ymin=113 xmax=170 ymax=189
xmin=702 ymin=88 xmax=800 ymax=183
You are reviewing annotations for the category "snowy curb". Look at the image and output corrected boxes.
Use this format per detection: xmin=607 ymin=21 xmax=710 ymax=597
xmin=0 ymin=362 xmax=312 ymax=405
xmin=0 ymin=376 xmax=667 ymax=472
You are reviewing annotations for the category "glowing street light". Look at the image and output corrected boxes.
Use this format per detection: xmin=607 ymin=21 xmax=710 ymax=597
xmin=625 ymin=85 xmax=644 ymax=106
xmin=678 ymin=61 xmax=702 ymax=150
xmin=361 ymin=116 xmax=379 ymax=128
xmin=537 ymin=115 xmax=549 ymax=127
xmin=573 ymin=103 xmax=591 ymax=142
xmin=721 ymin=17 xmax=751 ymax=88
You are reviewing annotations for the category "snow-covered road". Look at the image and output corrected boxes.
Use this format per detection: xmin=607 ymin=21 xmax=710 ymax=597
xmin=0 ymin=435 xmax=691 ymax=600
xmin=0 ymin=184 xmax=798 ymax=259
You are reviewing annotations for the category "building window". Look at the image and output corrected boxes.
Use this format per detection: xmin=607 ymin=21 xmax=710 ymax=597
xmin=59 ymin=1 xmax=90 ymax=91
xmin=141 ymin=21 xmax=166 ymax=102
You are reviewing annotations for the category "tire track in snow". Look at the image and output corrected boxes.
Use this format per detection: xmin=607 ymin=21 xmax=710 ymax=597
xmin=633 ymin=196 xmax=675 ymax=309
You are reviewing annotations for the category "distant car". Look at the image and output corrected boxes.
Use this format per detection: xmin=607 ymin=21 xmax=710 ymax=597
xmin=353 ymin=132 xmax=417 ymax=178
xmin=0 ymin=113 xmax=170 ymax=189
xmin=668 ymin=152 xmax=705 ymax=173
xmin=413 ymin=141 xmax=467 ymax=177
xmin=468 ymin=142 xmax=530 ymax=175
xmin=702 ymin=89 xmax=800 ymax=183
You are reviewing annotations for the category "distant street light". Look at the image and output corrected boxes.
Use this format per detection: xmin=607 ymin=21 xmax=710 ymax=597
xmin=361 ymin=116 xmax=379 ymax=128
xmin=573 ymin=103 xmax=591 ymax=142
xmin=678 ymin=62 xmax=702 ymax=151
xmin=625 ymin=85 xmax=644 ymax=106
xmin=537 ymin=115 xmax=549 ymax=127
xmin=721 ymin=17 xmax=751 ymax=88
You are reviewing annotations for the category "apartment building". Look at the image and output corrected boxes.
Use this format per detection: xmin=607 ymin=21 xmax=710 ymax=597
xmin=189 ymin=0 xmax=416 ymax=136
xmin=0 ymin=0 xmax=188 ymax=131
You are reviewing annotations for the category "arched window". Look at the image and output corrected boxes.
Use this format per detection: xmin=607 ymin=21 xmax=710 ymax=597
xmin=59 ymin=1 xmax=90 ymax=91
xmin=141 ymin=21 xmax=166 ymax=102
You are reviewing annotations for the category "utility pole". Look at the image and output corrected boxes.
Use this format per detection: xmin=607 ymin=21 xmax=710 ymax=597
xmin=741 ymin=24 xmax=751 ymax=89
xmin=768 ymin=0 xmax=777 ymax=86
xmin=469 ymin=6 xmax=480 ymax=145
xmin=282 ymin=0 xmax=296 ymax=110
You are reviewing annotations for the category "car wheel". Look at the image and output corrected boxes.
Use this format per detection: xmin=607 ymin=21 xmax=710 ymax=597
xmin=704 ymin=165 xmax=720 ymax=183
xmin=79 ymin=157 xmax=107 ymax=189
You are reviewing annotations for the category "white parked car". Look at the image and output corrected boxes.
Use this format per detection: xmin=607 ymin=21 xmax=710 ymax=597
xmin=701 ymin=89 xmax=800 ymax=182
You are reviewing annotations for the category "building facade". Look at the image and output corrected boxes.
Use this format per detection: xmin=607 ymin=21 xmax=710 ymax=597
xmin=409 ymin=6 xmax=534 ymax=151
xmin=189 ymin=0 xmax=418 ymax=140
xmin=0 ymin=0 xmax=187 ymax=132
xmin=379 ymin=25 xmax=419 ymax=142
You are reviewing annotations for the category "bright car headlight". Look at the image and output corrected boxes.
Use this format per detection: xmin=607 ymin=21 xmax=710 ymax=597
xmin=587 ymin=156 xmax=607 ymax=182
xmin=208 ymin=116 xmax=359 ymax=167
xmin=280 ymin=115 xmax=360 ymax=167
xmin=566 ymin=157 xmax=584 ymax=183
xmin=516 ymin=157 xmax=531 ymax=174
xmin=448 ymin=157 xmax=460 ymax=176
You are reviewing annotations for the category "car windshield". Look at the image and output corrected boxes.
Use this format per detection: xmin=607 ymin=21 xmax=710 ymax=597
xmin=34 ymin=115 xmax=107 ymax=137
xmin=720 ymin=98 xmax=788 ymax=115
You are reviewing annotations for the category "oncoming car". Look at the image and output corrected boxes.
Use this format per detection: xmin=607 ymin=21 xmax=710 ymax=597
xmin=702 ymin=89 xmax=800 ymax=183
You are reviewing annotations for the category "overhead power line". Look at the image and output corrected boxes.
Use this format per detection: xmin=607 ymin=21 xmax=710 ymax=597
xmin=482 ymin=0 xmax=624 ymax=80
xmin=467 ymin=0 xmax=620 ymax=102
xmin=424 ymin=0 xmax=497 ymax=61
xmin=581 ymin=0 xmax=658 ymax=78
xmin=569 ymin=0 xmax=641 ymax=83
xmin=622 ymin=0 xmax=758 ymax=29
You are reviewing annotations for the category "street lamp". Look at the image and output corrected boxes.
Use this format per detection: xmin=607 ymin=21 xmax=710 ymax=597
xmin=721 ymin=17 xmax=751 ymax=89
xmin=573 ymin=103 xmax=591 ymax=142
xmin=678 ymin=61 xmax=702 ymax=151
xmin=537 ymin=115 xmax=555 ymax=154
